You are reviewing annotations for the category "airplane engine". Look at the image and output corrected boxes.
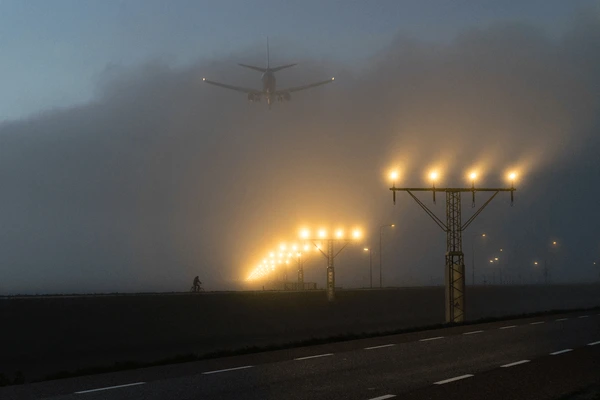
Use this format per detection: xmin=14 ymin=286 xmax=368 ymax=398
xmin=277 ymin=93 xmax=291 ymax=102
xmin=247 ymin=93 xmax=261 ymax=102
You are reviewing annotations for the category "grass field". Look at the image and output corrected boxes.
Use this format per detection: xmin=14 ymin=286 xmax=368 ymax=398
xmin=2 ymin=284 xmax=600 ymax=383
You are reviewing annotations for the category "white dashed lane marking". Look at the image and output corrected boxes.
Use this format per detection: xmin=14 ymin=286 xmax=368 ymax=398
xmin=587 ymin=341 xmax=600 ymax=346
xmin=202 ymin=366 xmax=254 ymax=375
xmin=294 ymin=353 xmax=334 ymax=361
xmin=463 ymin=330 xmax=484 ymax=335
xmin=530 ymin=321 xmax=545 ymax=325
xmin=501 ymin=360 xmax=530 ymax=368
xmin=499 ymin=325 xmax=517 ymax=330
xmin=550 ymin=349 xmax=573 ymax=356
xmin=578 ymin=315 xmax=589 ymax=319
xmin=419 ymin=336 xmax=444 ymax=342
xmin=368 ymin=395 xmax=397 ymax=400
xmin=365 ymin=344 xmax=395 ymax=350
xmin=434 ymin=374 xmax=474 ymax=385
xmin=555 ymin=318 xmax=569 ymax=321
xmin=75 ymin=382 xmax=146 ymax=394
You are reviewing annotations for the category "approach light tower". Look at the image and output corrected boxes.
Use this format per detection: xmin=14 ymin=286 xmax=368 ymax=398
xmin=388 ymin=170 xmax=517 ymax=323
xmin=299 ymin=227 xmax=362 ymax=301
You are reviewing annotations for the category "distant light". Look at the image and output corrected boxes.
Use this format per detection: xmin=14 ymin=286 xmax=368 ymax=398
xmin=391 ymin=224 xmax=395 ymax=228
xmin=430 ymin=171 xmax=438 ymax=181
xmin=500 ymin=249 xmax=503 ymax=252
xmin=303 ymin=244 xmax=310 ymax=252
xmin=331 ymin=77 xmax=335 ymax=81
xmin=494 ymin=257 xmax=499 ymax=261
xmin=336 ymin=229 xmax=344 ymax=239
xmin=482 ymin=233 xmax=486 ymax=237
xmin=352 ymin=229 xmax=362 ymax=239
xmin=364 ymin=248 xmax=369 ymax=251
xmin=280 ymin=244 xmax=287 ymax=251
xmin=552 ymin=241 xmax=557 ymax=245
xmin=470 ymin=172 xmax=477 ymax=180
xmin=291 ymin=244 xmax=298 ymax=251
xmin=490 ymin=260 xmax=494 ymax=263
xmin=390 ymin=171 xmax=399 ymax=181
xmin=318 ymin=229 xmax=327 ymax=238
xmin=509 ymin=172 xmax=517 ymax=180
xmin=202 ymin=77 xmax=206 ymax=81
xmin=269 ymin=252 xmax=275 ymax=258
xmin=534 ymin=261 xmax=538 ymax=265
xmin=300 ymin=229 xmax=310 ymax=239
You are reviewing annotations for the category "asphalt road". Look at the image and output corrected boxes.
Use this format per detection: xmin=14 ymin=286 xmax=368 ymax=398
xmin=2 ymin=309 xmax=599 ymax=400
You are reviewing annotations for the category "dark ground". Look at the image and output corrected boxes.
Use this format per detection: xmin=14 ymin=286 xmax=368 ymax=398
xmin=1 ymin=284 xmax=600 ymax=382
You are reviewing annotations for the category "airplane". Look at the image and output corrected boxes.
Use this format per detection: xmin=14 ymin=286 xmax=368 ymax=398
xmin=202 ymin=39 xmax=334 ymax=109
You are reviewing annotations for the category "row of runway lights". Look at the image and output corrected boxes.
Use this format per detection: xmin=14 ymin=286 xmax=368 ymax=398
xmin=388 ymin=170 xmax=518 ymax=185
xmin=247 ymin=228 xmax=364 ymax=281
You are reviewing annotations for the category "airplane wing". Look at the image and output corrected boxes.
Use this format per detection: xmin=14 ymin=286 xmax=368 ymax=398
xmin=202 ymin=78 xmax=260 ymax=94
xmin=276 ymin=77 xmax=334 ymax=94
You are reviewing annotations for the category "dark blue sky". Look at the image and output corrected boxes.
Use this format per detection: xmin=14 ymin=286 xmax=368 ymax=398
xmin=0 ymin=0 xmax=595 ymax=120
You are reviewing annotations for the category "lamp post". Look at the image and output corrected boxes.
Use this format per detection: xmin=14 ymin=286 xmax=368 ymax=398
xmin=471 ymin=233 xmax=486 ymax=285
xmin=379 ymin=224 xmax=395 ymax=288
xmin=299 ymin=227 xmax=363 ymax=301
xmin=364 ymin=248 xmax=372 ymax=288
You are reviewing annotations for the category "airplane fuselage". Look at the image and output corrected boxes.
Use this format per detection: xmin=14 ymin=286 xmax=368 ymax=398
xmin=261 ymin=70 xmax=276 ymax=106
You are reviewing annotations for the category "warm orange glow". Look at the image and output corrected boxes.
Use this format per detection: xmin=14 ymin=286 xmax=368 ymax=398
xmin=390 ymin=171 xmax=398 ymax=181
xmin=470 ymin=172 xmax=477 ymax=180
xmin=335 ymin=229 xmax=344 ymax=239
xmin=318 ymin=229 xmax=327 ymax=238
xmin=430 ymin=171 xmax=438 ymax=181
xmin=299 ymin=229 xmax=310 ymax=239
xmin=352 ymin=229 xmax=362 ymax=239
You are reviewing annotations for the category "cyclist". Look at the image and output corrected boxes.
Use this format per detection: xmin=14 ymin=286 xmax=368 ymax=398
xmin=192 ymin=276 xmax=202 ymax=292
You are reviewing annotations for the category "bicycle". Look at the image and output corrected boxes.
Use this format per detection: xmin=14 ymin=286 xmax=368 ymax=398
xmin=190 ymin=285 xmax=204 ymax=293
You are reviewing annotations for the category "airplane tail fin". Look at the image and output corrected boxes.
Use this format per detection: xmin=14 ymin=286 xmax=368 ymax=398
xmin=270 ymin=63 xmax=297 ymax=72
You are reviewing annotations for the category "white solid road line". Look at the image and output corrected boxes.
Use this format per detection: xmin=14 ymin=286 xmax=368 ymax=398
xmin=463 ymin=330 xmax=484 ymax=335
xmin=501 ymin=360 xmax=530 ymax=368
xmin=294 ymin=353 xmax=334 ymax=361
xmin=499 ymin=325 xmax=517 ymax=330
xmin=75 ymin=382 xmax=146 ymax=394
xmin=434 ymin=374 xmax=474 ymax=385
xmin=578 ymin=315 xmax=589 ymax=319
xmin=550 ymin=349 xmax=573 ymax=355
xmin=556 ymin=318 xmax=569 ymax=321
xmin=202 ymin=365 xmax=254 ymax=375
xmin=365 ymin=344 xmax=396 ymax=350
xmin=419 ymin=336 xmax=444 ymax=342
xmin=530 ymin=321 xmax=545 ymax=325
xmin=587 ymin=341 xmax=600 ymax=346
xmin=368 ymin=395 xmax=397 ymax=400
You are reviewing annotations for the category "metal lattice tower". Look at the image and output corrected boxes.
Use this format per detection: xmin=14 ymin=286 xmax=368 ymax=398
xmin=326 ymin=239 xmax=335 ymax=301
xmin=297 ymin=258 xmax=304 ymax=290
xmin=301 ymin=234 xmax=356 ymax=302
xmin=389 ymin=184 xmax=515 ymax=323
xmin=445 ymin=191 xmax=465 ymax=322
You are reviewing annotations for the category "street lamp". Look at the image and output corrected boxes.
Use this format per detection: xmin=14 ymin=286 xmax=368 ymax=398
xmin=471 ymin=232 xmax=486 ymax=285
xmin=364 ymin=248 xmax=372 ymax=288
xmin=379 ymin=224 xmax=395 ymax=288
